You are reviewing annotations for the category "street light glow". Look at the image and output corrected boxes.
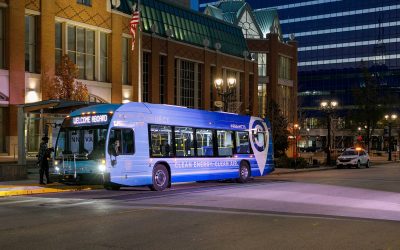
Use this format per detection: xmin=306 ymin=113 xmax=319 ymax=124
xmin=227 ymin=77 xmax=237 ymax=89
xmin=391 ymin=114 xmax=397 ymax=120
xmin=331 ymin=101 xmax=338 ymax=107
xmin=214 ymin=78 xmax=223 ymax=90
xmin=320 ymin=101 xmax=328 ymax=108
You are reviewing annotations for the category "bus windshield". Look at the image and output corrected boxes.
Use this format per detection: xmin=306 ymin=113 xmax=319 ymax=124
xmin=55 ymin=126 xmax=108 ymax=160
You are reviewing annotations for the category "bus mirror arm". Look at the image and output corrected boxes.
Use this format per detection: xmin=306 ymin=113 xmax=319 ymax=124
xmin=111 ymin=159 xmax=117 ymax=166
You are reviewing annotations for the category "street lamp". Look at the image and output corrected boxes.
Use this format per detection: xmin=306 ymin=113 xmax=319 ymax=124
xmin=292 ymin=123 xmax=300 ymax=169
xmin=214 ymin=77 xmax=237 ymax=112
xmin=320 ymin=100 xmax=338 ymax=165
xmin=385 ymin=114 xmax=397 ymax=161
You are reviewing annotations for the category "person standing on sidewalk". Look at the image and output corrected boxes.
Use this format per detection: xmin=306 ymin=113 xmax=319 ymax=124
xmin=37 ymin=136 xmax=53 ymax=185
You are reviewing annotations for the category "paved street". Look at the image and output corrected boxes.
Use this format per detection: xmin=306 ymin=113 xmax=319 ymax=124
xmin=1 ymin=163 xmax=400 ymax=249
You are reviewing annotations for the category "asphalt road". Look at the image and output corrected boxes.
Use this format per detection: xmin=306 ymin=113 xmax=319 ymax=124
xmin=1 ymin=163 xmax=400 ymax=249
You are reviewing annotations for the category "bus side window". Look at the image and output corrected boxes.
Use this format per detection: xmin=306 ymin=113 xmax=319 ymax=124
xmin=217 ymin=130 xmax=234 ymax=156
xmin=196 ymin=129 xmax=214 ymax=157
xmin=108 ymin=129 xmax=121 ymax=156
xmin=236 ymin=131 xmax=250 ymax=154
xmin=175 ymin=127 xmax=194 ymax=157
xmin=121 ymin=129 xmax=134 ymax=154
xmin=150 ymin=125 xmax=173 ymax=157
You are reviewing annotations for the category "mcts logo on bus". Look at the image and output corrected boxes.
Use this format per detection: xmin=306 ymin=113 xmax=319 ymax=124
xmin=249 ymin=117 xmax=269 ymax=175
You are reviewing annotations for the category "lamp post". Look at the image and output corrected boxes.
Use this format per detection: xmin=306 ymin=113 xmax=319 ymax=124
xmin=320 ymin=100 xmax=338 ymax=165
xmin=385 ymin=114 xmax=397 ymax=161
xmin=290 ymin=123 xmax=300 ymax=169
xmin=214 ymin=77 xmax=237 ymax=112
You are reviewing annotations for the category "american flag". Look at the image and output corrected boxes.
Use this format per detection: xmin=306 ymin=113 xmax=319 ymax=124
xmin=130 ymin=10 xmax=140 ymax=51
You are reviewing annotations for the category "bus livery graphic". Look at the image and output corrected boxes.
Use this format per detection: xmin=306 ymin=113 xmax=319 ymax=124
xmin=249 ymin=117 xmax=269 ymax=175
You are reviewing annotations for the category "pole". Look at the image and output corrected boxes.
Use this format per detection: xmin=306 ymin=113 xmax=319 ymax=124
xmin=327 ymin=113 xmax=331 ymax=165
xmin=137 ymin=0 xmax=142 ymax=102
xmin=388 ymin=122 xmax=392 ymax=161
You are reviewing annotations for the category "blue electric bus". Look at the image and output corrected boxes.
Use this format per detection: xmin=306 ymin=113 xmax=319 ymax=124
xmin=53 ymin=102 xmax=274 ymax=191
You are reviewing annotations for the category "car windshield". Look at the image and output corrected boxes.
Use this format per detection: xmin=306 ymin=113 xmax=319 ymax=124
xmin=55 ymin=126 xmax=108 ymax=160
xmin=342 ymin=150 xmax=358 ymax=156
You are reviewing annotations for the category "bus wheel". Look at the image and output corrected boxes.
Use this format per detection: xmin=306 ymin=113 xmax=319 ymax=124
xmin=151 ymin=164 xmax=169 ymax=191
xmin=237 ymin=161 xmax=250 ymax=183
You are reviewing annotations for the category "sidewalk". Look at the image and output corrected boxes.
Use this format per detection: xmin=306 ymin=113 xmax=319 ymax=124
xmin=0 ymin=166 xmax=102 ymax=197
xmin=0 ymin=179 xmax=103 ymax=197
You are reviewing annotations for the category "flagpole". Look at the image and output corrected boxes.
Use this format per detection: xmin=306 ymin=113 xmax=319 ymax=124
xmin=137 ymin=0 xmax=142 ymax=102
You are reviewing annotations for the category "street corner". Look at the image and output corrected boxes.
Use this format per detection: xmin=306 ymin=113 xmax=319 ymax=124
xmin=0 ymin=183 xmax=103 ymax=197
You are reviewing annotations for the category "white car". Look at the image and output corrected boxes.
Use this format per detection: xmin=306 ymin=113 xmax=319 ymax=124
xmin=336 ymin=148 xmax=370 ymax=169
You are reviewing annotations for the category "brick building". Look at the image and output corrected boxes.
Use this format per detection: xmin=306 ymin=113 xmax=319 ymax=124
xmin=0 ymin=0 xmax=296 ymax=159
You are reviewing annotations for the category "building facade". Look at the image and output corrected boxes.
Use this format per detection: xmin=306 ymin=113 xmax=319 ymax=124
xmin=0 ymin=0 xmax=262 ymax=158
xmin=203 ymin=0 xmax=298 ymax=123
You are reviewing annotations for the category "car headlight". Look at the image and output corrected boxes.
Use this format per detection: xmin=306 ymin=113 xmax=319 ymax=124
xmin=55 ymin=166 xmax=60 ymax=172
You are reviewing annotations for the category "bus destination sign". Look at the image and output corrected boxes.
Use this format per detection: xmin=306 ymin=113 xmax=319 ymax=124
xmin=72 ymin=114 xmax=109 ymax=126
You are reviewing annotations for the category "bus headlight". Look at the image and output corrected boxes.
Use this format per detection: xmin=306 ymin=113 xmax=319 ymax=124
xmin=98 ymin=164 xmax=106 ymax=172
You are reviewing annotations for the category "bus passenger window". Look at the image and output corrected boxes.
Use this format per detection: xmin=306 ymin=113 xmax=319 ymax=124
xmin=150 ymin=125 xmax=173 ymax=157
xmin=196 ymin=129 xmax=214 ymax=157
xmin=217 ymin=130 xmax=234 ymax=156
xmin=236 ymin=131 xmax=250 ymax=154
xmin=122 ymin=129 xmax=134 ymax=154
xmin=108 ymin=128 xmax=134 ymax=155
xmin=175 ymin=127 xmax=194 ymax=157
xmin=108 ymin=129 xmax=121 ymax=156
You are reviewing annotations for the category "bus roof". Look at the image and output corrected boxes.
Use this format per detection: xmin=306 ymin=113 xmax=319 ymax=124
xmin=117 ymin=102 xmax=254 ymax=126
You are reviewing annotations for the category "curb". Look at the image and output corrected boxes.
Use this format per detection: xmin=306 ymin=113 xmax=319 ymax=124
xmin=270 ymin=166 xmax=336 ymax=175
xmin=0 ymin=185 xmax=103 ymax=197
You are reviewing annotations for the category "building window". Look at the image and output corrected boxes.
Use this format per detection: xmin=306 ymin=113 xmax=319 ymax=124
xmin=142 ymin=52 xmax=150 ymax=102
xmin=257 ymin=53 xmax=267 ymax=77
xmin=67 ymin=26 xmax=95 ymax=80
xmin=25 ymin=15 xmax=38 ymax=73
xmin=277 ymin=85 xmax=292 ymax=120
xmin=258 ymin=83 xmax=267 ymax=118
xmin=238 ymin=10 xmax=260 ymax=39
xmin=176 ymin=59 xmax=201 ymax=109
xmin=279 ymin=56 xmax=291 ymax=80
xmin=122 ymin=37 xmax=130 ymax=85
xmin=160 ymin=55 xmax=166 ymax=103
xmin=55 ymin=22 xmax=63 ymax=68
xmin=0 ymin=8 xmax=4 ymax=69
xmin=77 ymin=0 xmax=91 ymax=6
xmin=99 ymin=32 xmax=108 ymax=82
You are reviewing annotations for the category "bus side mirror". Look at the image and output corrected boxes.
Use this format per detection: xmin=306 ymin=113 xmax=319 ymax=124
xmin=111 ymin=159 xmax=117 ymax=166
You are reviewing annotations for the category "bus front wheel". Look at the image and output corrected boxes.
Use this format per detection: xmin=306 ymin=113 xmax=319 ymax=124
xmin=150 ymin=164 xmax=169 ymax=191
xmin=237 ymin=161 xmax=250 ymax=183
